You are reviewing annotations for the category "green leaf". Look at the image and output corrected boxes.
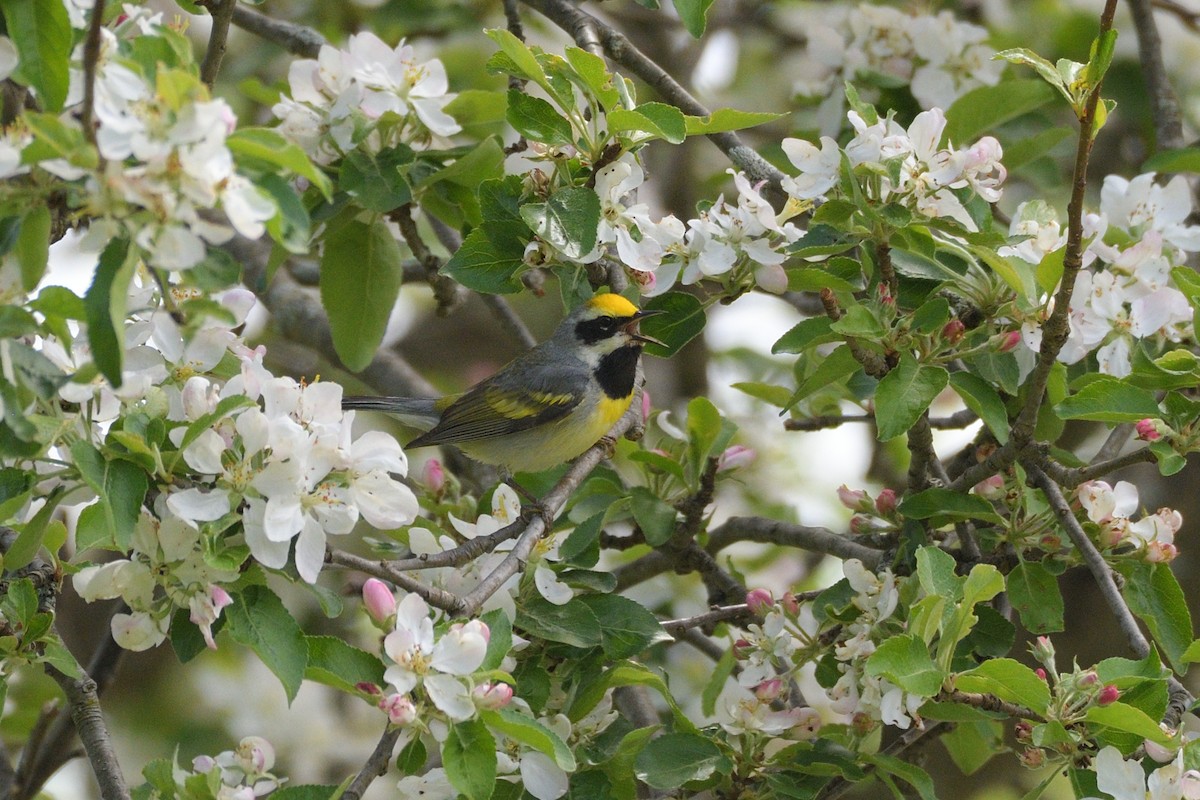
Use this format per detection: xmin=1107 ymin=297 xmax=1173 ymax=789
xmin=319 ymin=217 xmax=403 ymax=372
xmin=578 ymin=594 xmax=670 ymax=658
xmin=863 ymin=753 xmax=937 ymax=800
xmin=902 ymin=489 xmax=1003 ymax=525
xmin=443 ymin=227 xmax=526 ymax=294
xmin=994 ymin=48 xmax=1069 ymax=99
xmin=944 ymin=79 xmax=1057 ymax=145
xmin=83 ymin=238 xmax=136 ymax=387
xmin=1003 ymin=127 xmax=1073 ymax=170
xmin=479 ymin=608 xmax=513 ymax=671
xmin=4 ymin=493 xmax=61 ymax=571
xmin=640 ymin=291 xmax=706 ymax=358
xmin=948 ymin=372 xmax=1010 ymax=445
xmin=516 ymin=597 xmax=602 ymax=648
xmin=225 ymin=586 xmax=308 ymax=704
xmin=1006 ymin=561 xmax=1064 ymax=634
xmin=444 ymin=719 xmax=496 ymax=800
xmin=569 ymin=661 xmax=695 ymax=731
xmin=686 ymin=396 xmax=722 ymax=467
xmin=16 ymin=206 xmax=50 ymax=291
xmin=71 ymin=442 xmax=147 ymax=552
xmin=635 ymin=732 xmax=725 ymax=789
xmin=563 ymin=47 xmax=620 ymax=109
xmin=481 ymin=708 xmax=576 ymax=770
xmin=227 ymin=128 xmax=332 ymax=198
xmin=304 ymin=636 xmax=386 ymax=693
xmin=22 ymin=111 xmax=97 ymax=169
xmin=520 ymin=187 xmax=600 ymax=260
xmin=629 ymin=486 xmax=676 ymax=546
xmin=1143 ymin=146 xmax=1200 ymax=174
xmin=506 ymin=90 xmax=574 ymax=146
xmin=0 ymin=0 xmax=71 ymax=111
xmin=873 ymin=356 xmax=948 ymax=441
xmin=1086 ymin=702 xmax=1174 ymax=745
xmin=864 ymin=634 xmax=944 ymax=697
xmin=1055 ymin=377 xmax=1160 ymax=422
xmin=787 ymin=345 xmax=861 ymax=410
xmin=941 ymin=719 xmax=1004 ymax=775
xmin=1118 ymin=561 xmax=1194 ymax=673
xmin=683 ymin=108 xmax=785 ymax=136
xmin=485 ymin=29 xmax=549 ymax=91
xmin=608 ymin=103 xmax=687 ymax=144
xmin=701 ymin=648 xmax=736 ymax=717
xmin=337 ymin=146 xmax=413 ymax=212
xmin=671 ymin=0 xmax=716 ymax=37
xmin=955 ymin=658 xmax=1050 ymax=715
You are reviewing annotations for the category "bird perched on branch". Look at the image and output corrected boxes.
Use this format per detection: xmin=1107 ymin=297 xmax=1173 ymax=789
xmin=342 ymin=293 xmax=663 ymax=472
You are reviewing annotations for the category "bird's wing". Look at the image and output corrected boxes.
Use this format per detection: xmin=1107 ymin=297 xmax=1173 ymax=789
xmin=408 ymin=357 xmax=587 ymax=447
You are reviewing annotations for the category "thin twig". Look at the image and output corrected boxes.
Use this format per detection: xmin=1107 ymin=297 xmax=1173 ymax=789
xmin=942 ymin=690 xmax=1037 ymax=720
xmin=518 ymin=0 xmax=787 ymax=202
xmin=341 ymin=727 xmax=402 ymax=800
xmin=479 ymin=294 xmax=538 ymax=350
xmin=229 ymin=4 xmax=325 ymax=58
xmin=198 ymin=0 xmax=238 ymax=87
xmin=326 ymin=550 xmax=464 ymax=613
xmin=705 ymin=517 xmax=885 ymax=568
xmin=80 ymin=0 xmax=106 ymax=149
xmin=44 ymin=662 xmax=129 ymax=800
xmin=785 ymin=409 xmax=977 ymax=431
xmin=1091 ymin=423 xmax=1134 ymax=465
xmin=393 ymin=205 xmax=466 ymax=316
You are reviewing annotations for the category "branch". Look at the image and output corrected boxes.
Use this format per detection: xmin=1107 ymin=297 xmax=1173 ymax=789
xmin=229 ymin=4 xmax=325 ymax=58
xmin=518 ymin=0 xmax=788 ymax=201
xmin=479 ymin=293 xmax=538 ymax=350
xmin=80 ymin=0 xmax=106 ymax=148
xmin=393 ymin=205 xmax=466 ymax=316
xmin=785 ymin=409 xmax=977 ymax=431
xmin=43 ymin=661 xmax=128 ymax=800
xmin=1126 ymin=0 xmax=1186 ymax=151
xmin=706 ymin=517 xmax=884 ymax=568
xmin=326 ymin=549 xmax=465 ymax=613
xmin=942 ymin=689 xmax=1037 ymax=720
xmin=340 ymin=727 xmax=401 ymax=800
xmin=198 ymin=0 xmax=238 ymax=87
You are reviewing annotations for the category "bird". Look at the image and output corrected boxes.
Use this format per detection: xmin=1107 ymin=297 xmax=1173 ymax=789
xmin=341 ymin=293 xmax=663 ymax=472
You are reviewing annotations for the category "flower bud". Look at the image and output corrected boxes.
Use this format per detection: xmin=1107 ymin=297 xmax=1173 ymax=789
xmin=754 ymin=679 xmax=784 ymax=701
xmin=1030 ymin=635 xmax=1056 ymax=668
xmin=780 ymin=592 xmax=800 ymax=616
xmin=874 ymin=488 xmax=898 ymax=515
xmin=631 ymin=268 xmax=657 ymax=293
xmin=356 ymin=682 xmax=382 ymax=697
xmin=362 ymin=579 xmax=396 ymax=625
xmin=996 ymin=330 xmax=1022 ymax=353
xmin=641 ymin=390 xmax=652 ymax=423
xmin=422 ymin=459 xmax=446 ymax=494
xmin=1144 ymin=727 xmax=1178 ymax=763
xmin=1096 ymin=684 xmax=1120 ymax=706
xmin=473 ymin=682 xmax=514 ymax=710
xmin=755 ymin=263 xmax=789 ymax=295
xmin=849 ymin=515 xmax=872 ymax=535
xmin=1014 ymin=721 xmax=1032 ymax=742
xmin=1135 ymin=418 xmax=1163 ymax=442
xmin=851 ymin=712 xmax=876 ymax=736
xmin=192 ymin=755 xmax=217 ymax=773
xmin=941 ymin=319 xmax=965 ymax=344
xmin=746 ymin=588 xmax=774 ymax=615
xmin=1035 ymin=668 xmax=1046 ymax=681
xmin=1019 ymin=748 xmax=1045 ymax=768
xmin=733 ymin=639 xmax=752 ymax=659
xmin=1074 ymin=670 xmax=1098 ymax=689
xmin=235 ymin=736 xmax=274 ymax=775
xmin=1146 ymin=541 xmax=1179 ymax=563
xmin=718 ymin=445 xmax=756 ymax=472
xmin=973 ymin=474 xmax=1005 ymax=500
xmin=379 ymin=693 xmax=418 ymax=725
xmin=837 ymin=485 xmax=869 ymax=510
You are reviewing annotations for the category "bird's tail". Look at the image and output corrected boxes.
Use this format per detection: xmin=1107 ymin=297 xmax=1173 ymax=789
xmin=341 ymin=396 xmax=440 ymax=432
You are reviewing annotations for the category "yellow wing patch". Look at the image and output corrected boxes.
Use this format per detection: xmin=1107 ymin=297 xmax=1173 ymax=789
xmin=588 ymin=293 xmax=639 ymax=317
xmin=485 ymin=387 xmax=576 ymax=419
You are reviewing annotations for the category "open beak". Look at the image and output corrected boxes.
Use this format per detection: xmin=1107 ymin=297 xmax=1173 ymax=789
xmin=622 ymin=309 xmax=666 ymax=348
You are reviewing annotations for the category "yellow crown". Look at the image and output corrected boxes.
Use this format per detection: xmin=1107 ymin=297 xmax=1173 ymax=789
xmin=588 ymin=293 xmax=639 ymax=317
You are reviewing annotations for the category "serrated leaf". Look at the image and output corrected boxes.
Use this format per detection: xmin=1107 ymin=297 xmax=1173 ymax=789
xmin=1055 ymin=377 xmax=1160 ymax=422
xmin=16 ymin=206 xmax=50 ymax=291
xmin=304 ymin=636 xmax=386 ymax=693
xmin=506 ymin=90 xmax=574 ymax=146
xmin=319 ymin=217 xmax=403 ymax=372
xmin=944 ymin=79 xmax=1056 ymax=144
xmin=225 ymin=586 xmax=308 ymax=704
xmin=949 ymin=372 xmax=1010 ymax=444
xmin=1006 ymin=561 xmax=1064 ymax=633
xmin=608 ymin=103 xmax=686 ymax=144
xmin=516 ymin=597 xmax=602 ymax=648
xmin=635 ymin=733 xmax=725 ymax=788
xmin=683 ymin=108 xmax=785 ymax=135
xmin=578 ymin=594 xmax=670 ymax=658
xmin=228 ymin=127 xmax=333 ymax=198
xmin=955 ymin=658 xmax=1050 ymax=715
xmin=520 ymin=187 xmax=600 ymax=260
xmin=874 ymin=355 xmax=948 ymax=441
xmin=899 ymin=488 xmax=1004 ymax=526
xmin=83 ymin=238 xmax=136 ymax=387
xmin=444 ymin=719 xmax=496 ymax=800
xmin=0 ymin=0 xmax=71 ymax=112
xmin=640 ymin=291 xmax=706 ymax=358
xmin=629 ymin=486 xmax=676 ymax=546
xmin=481 ymin=708 xmax=576 ymax=770
xmin=864 ymin=634 xmax=945 ymax=696
xmin=672 ymin=0 xmax=716 ymax=37
xmin=1118 ymin=561 xmax=1193 ymax=673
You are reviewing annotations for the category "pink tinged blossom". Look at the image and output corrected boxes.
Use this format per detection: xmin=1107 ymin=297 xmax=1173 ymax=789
xmin=973 ymin=474 xmax=1005 ymax=500
xmin=941 ymin=319 xmax=965 ymax=344
xmin=875 ymin=489 xmax=898 ymax=515
xmin=754 ymin=679 xmax=783 ymax=701
xmin=111 ymin=611 xmax=168 ymax=651
xmin=746 ymin=588 xmax=774 ymax=615
xmin=718 ymin=445 xmax=756 ymax=472
xmin=1135 ymin=418 xmax=1164 ymax=441
xmin=422 ymin=459 xmax=446 ymax=492
xmin=996 ymin=330 xmax=1021 ymax=352
xmin=641 ymin=390 xmax=652 ymax=423
xmin=837 ymin=485 xmax=869 ymax=510
xmin=754 ymin=262 xmax=789 ymax=294
xmin=1144 ymin=727 xmax=1179 ymax=763
xmin=1097 ymin=685 xmax=1120 ymax=706
xmin=189 ymin=585 xmax=233 ymax=650
xmin=473 ymin=682 xmax=514 ymax=710
xmin=192 ymin=755 xmax=217 ymax=773
xmin=379 ymin=693 xmax=418 ymax=725
xmin=362 ymin=578 xmax=397 ymax=624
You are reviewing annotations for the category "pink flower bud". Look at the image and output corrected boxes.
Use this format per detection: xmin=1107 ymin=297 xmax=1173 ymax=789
xmin=631 ymin=268 xmax=656 ymax=292
xmin=874 ymin=488 xmax=898 ymax=515
xmin=849 ymin=515 xmax=871 ymax=535
xmin=192 ymin=755 xmax=217 ymax=773
xmin=1075 ymin=670 xmax=1098 ymax=689
xmin=356 ymin=682 xmax=382 ymax=697
xmin=422 ymin=459 xmax=446 ymax=493
xmin=1144 ymin=730 xmax=1178 ymax=763
xmin=837 ymin=485 xmax=869 ymax=510
xmin=780 ymin=592 xmax=800 ymax=616
xmin=1146 ymin=542 xmax=1179 ymax=563
xmin=641 ymin=390 xmax=652 ymax=423
xmin=941 ymin=319 xmax=965 ymax=344
xmin=235 ymin=737 xmax=274 ymax=775
xmin=754 ymin=679 xmax=783 ymax=701
xmin=996 ymin=330 xmax=1022 ymax=352
xmin=362 ymin=579 xmax=396 ymax=624
xmin=1135 ymin=418 xmax=1162 ymax=442
xmin=379 ymin=694 xmax=418 ymax=725
xmin=974 ymin=474 xmax=1005 ymax=500
xmin=746 ymin=588 xmax=774 ymax=615
xmin=754 ymin=263 xmax=789 ymax=294
xmin=473 ymin=682 xmax=514 ymax=709
xmin=733 ymin=639 xmax=752 ymax=659
xmin=1097 ymin=684 xmax=1120 ymax=706
xmin=1014 ymin=721 xmax=1032 ymax=742
xmin=1035 ymin=668 xmax=1046 ymax=681
xmin=718 ymin=445 xmax=756 ymax=472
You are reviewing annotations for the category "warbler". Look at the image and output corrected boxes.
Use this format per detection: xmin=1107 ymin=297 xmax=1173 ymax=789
xmin=342 ymin=294 xmax=663 ymax=472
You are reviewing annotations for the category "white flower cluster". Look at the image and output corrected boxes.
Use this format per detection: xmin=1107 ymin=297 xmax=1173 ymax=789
xmin=783 ymin=107 xmax=1005 ymax=232
xmin=59 ymin=12 xmax=275 ymax=270
xmin=273 ymin=31 xmax=461 ymax=165
xmin=555 ymin=153 xmax=802 ymax=297
xmin=1076 ymin=479 xmax=1182 ymax=562
xmin=1014 ymin=173 xmax=1200 ymax=376
xmin=189 ymin=736 xmax=283 ymax=800
xmin=798 ymin=5 xmax=1002 ymax=126
xmin=1085 ymin=746 xmax=1200 ymax=800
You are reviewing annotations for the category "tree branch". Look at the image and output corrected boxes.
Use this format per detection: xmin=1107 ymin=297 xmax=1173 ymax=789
xmin=43 ymin=661 xmax=128 ymax=800
xmin=705 ymin=517 xmax=884 ymax=568
xmin=80 ymin=0 xmax=106 ymax=148
xmin=1126 ymin=0 xmax=1186 ymax=151
xmin=518 ymin=0 xmax=788 ymax=201
xmin=198 ymin=0 xmax=238 ymax=87
xmin=340 ymin=727 xmax=401 ymax=800
xmin=229 ymin=4 xmax=325 ymax=58
xmin=785 ymin=409 xmax=977 ymax=431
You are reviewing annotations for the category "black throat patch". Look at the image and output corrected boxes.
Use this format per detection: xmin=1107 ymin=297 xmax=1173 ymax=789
xmin=596 ymin=345 xmax=641 ymax=399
